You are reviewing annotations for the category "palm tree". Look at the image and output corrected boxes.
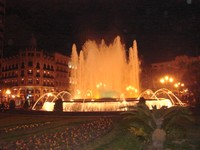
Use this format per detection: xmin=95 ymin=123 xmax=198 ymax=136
xmin=122 ymin=103 xmax=194 ymax=150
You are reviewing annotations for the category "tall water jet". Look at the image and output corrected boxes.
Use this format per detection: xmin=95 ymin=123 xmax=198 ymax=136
xmin=69 ymin=44 xmax=79 ymax=96
xmin=69 ymin=36 xmax=140 ymax=99
xmin=127 ymin=40 xmax=140 ymax=97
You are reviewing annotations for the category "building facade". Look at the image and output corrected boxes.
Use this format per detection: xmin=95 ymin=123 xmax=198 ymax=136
xmin=150 ymin=55 xmax=200 ymax=90
xmin=0 ymin=0 xmax=5 ymax=100
xmin=0 ymin=0 xmax=5 ymax=59
xmin=0 ymin=48 xmax=70 ymax=106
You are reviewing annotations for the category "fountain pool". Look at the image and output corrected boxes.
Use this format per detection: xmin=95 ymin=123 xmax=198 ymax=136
xmin=32 ymin=88 xmax=184 ymax=112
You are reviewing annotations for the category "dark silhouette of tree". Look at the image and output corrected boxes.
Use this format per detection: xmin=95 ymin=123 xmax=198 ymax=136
xmin=182 ymin=60 xmax=200 ymax=105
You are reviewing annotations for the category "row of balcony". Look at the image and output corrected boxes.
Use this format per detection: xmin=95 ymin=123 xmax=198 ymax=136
xmin=1 ymin=67 xmax=68 ymax=73
xmin=1 ymin=83 xmax=55 ymax=87
xmin=2 ymin=66 xmax=55 ymax=71
xmin=1 ymin=75 xmax=55 ymax=79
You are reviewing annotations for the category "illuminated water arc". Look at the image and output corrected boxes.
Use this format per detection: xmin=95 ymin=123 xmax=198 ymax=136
xmin=32 ymin=92 xmax=58 ymax=110
xmin=152 ymin=88 xmax=184 ymax=106
xmin=55 ymin=91 xmax=72 ymax=101
xmin=138 ymin=89 xmax=155 ymax=99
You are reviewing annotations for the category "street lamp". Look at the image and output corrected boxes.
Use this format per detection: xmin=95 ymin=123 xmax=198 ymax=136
xmin=174 ymin=82 xmax=185 ymax=96
xmin=5 ymin=89 xmax=11 ymax=95
xmin=159 ymin=75 xmax=175 ymax=91
xmin=5 ymin=89 xmax=11 ymax=102
xmin=160 ymin=75 xmax=174 ymax=84
xmin=174 ymin=82 xmax=184 ymax=88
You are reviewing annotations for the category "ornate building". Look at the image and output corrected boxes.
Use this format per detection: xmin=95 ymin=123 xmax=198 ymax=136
xmin=0 ymin=48 xmax=70 ymax=105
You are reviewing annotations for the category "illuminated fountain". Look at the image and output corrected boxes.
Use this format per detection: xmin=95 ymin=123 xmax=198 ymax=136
xmin=32 ymin=36 xmax=183 ymax=112
xmin=32 ymin=88 xmax=183 ymax=111
xmin=69 ymin=36 xmax=140 ymax=99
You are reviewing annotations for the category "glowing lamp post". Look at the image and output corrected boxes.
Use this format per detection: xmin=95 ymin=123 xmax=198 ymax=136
xmin=174 ymin=82 xmax=184 ymax=88
xmin=159 ymin=75 xmax=174 ymax=90
xmin=160 ymin=76 xmax=174 ymax=84
xmin=174 ymin=82 xmax=185 ymax=96
xmin=5 ymin=89 xmax=11 ymax=102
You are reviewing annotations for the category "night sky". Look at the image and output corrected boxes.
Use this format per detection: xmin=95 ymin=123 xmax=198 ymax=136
xmin=4 ymin=0 xmax=200 ymax=63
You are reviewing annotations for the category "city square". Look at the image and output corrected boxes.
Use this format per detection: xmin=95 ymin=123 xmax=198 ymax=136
xmin=0 ymin=0 xmax=200 ymax=149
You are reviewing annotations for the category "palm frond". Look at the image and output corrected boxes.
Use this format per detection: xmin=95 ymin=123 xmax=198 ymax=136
xmin=130 ymin=121 xmax=154 ymax=134
xmin=162 ymin=107 xmax=194 ymax=131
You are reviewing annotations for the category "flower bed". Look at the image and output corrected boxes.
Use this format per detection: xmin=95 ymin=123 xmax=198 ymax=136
xmin=0 ymin=117 xmax=113 ymax=149
xmin=0 ymin=122 xmax=51 ymax=133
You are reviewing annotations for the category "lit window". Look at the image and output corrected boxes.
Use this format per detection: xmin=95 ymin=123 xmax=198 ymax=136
xmin=36 ymin=79 xmax=40 ymax=84
xmin=21 ymin=78 xmax=24 ymax=84
xmin=28 ymin=79 xmax=33 ymax=84
xmin=28 ymin=70 xmax=33 ymax=75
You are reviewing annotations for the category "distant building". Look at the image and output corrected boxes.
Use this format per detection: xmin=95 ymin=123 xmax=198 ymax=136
xmin=0 ymin=0 xmax=5 ymax=59
xmin=0 ymin=0 xmax=5 ymax=99
xmin=150 ymin=55 xmax=200 ymax=89
xmin=0 ymin=48 xmax=70 ymax=105
xmin=151 ymin=55 xmax=200 ymax=73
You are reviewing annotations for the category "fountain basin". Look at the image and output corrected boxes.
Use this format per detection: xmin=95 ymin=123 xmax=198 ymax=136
xmin=41 ymin=98 xmax=173 ymax=112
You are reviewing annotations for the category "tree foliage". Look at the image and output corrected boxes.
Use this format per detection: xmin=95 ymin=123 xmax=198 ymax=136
xmin=182 ymin=60 xmax=200 ymax=103
xmin=122 ymin=103 xmax=194 ymax=149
